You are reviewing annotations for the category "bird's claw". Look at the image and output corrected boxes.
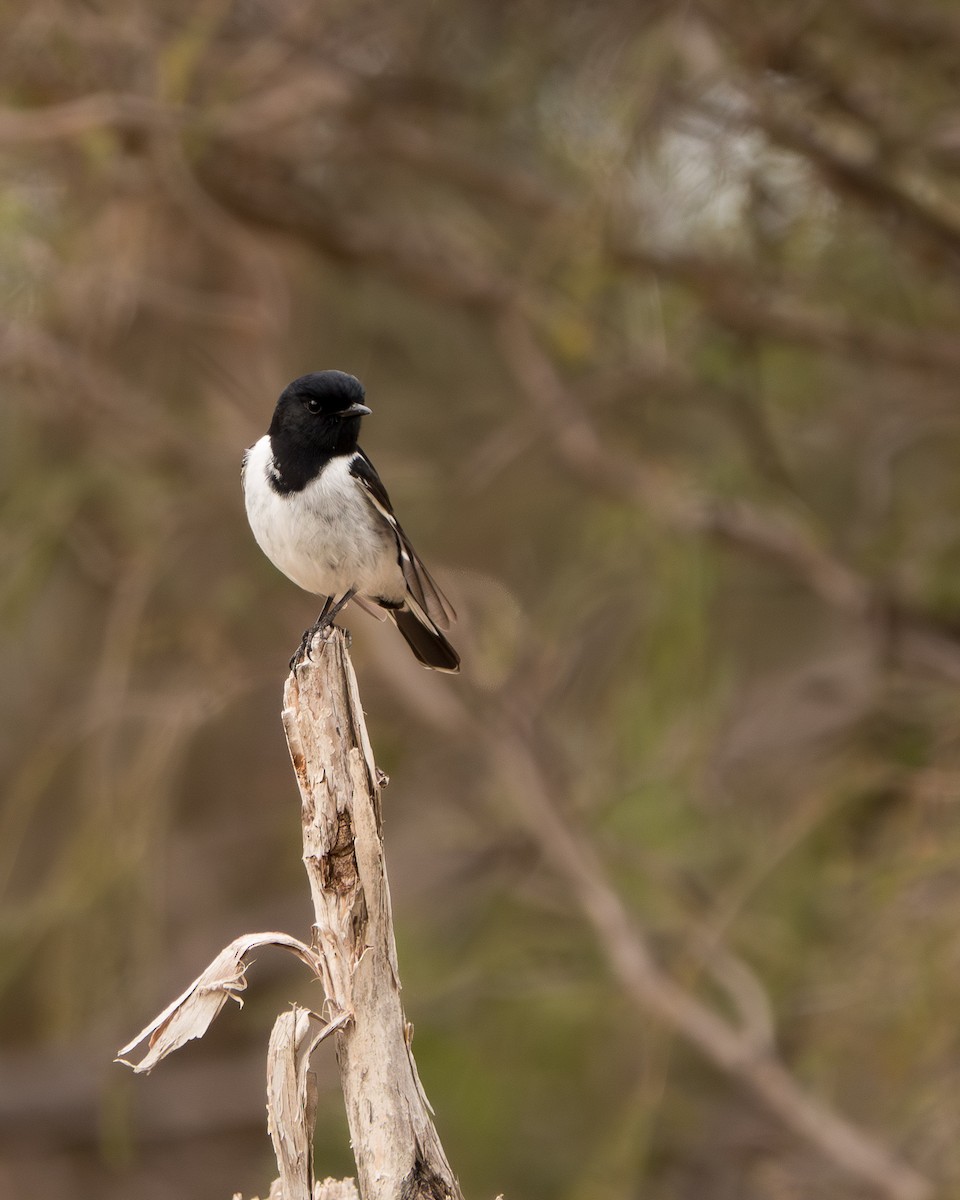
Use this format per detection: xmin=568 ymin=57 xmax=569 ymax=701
xmin=291 ymin=621 xmax=324 ymax=671
xmin=290 ymin=615 xmax=349 ymax=671
xmin=289 ymin=627 xmax=312 ymax=672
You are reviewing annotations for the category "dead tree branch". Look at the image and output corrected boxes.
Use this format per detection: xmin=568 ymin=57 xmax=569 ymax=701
xmin=119 ymin=627 xmax=463 ymax=1200
xmin=282 ymin=628 xmax=463 ymax=1200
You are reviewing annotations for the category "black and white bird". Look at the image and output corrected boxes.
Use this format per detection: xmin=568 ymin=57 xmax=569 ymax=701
xmin=242 ymin=370 xmax=460 ymax=672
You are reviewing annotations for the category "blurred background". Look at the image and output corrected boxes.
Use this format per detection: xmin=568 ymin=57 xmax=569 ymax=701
xmin=3 ymin=1 xmax=960 ymax=1198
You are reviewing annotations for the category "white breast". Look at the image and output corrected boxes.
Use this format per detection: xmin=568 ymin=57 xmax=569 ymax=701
xmin=243 ymin=437 xmax=404 ymax=601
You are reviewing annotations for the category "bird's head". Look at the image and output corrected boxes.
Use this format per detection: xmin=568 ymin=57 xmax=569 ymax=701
xmin=269 ymin=371 xmax=372 ymax=462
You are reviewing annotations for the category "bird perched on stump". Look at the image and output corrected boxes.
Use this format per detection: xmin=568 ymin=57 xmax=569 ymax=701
xmin=243 ymin=371 xmax=460 ymax=673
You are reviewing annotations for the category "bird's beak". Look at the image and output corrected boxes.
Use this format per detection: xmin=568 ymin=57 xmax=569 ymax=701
xmin=344 ymin=402 xmax=372 ymax=418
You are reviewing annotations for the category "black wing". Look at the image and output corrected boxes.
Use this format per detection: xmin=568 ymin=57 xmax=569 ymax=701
xmin=350 ymin=450 xmax=456 ymax=630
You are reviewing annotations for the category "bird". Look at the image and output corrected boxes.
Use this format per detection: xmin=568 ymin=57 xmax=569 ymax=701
xmin=242 ymin=370 xmax=460 ymax=673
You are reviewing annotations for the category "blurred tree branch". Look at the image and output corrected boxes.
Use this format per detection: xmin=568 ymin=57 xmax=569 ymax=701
xmin=373 ymin=655 xmax=932 ymax=1200
xmin=495 ymin=311 xmax=960 ymax=683
xmin=6 ymin=3 xmax=960 ymax=1195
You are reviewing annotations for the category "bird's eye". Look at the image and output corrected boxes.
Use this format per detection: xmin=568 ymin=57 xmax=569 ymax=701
xmin=305 ymin=398 xmax=322 ymax=414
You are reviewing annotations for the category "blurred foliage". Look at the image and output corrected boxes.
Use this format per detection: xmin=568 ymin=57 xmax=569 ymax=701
xmin=4 ymin=0 xmax=960 ymax=1197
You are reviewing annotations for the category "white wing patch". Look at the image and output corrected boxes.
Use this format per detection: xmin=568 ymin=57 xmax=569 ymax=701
xmin=350 ymin=458 xmax=456 ymax=630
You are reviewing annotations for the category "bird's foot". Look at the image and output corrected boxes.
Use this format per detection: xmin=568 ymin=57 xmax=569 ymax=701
xmin=289 ymin=618 xmax=331 ymax=671
xmin=289 ymin=627 xmax=313 ymax=672
xmin=289 ymin=591 xmax=357 ymax=671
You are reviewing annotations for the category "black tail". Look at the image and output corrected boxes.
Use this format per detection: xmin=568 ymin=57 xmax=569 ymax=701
xmin=392 ymin=608 xmax=460 ymax=673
